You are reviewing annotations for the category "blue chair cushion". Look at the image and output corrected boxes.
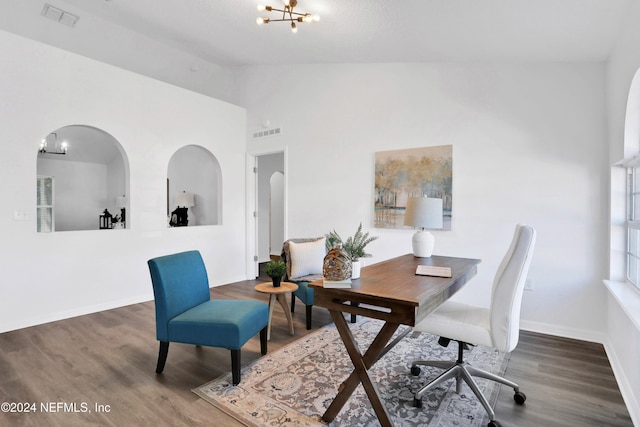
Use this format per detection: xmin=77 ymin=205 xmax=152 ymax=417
xmin=292 ymin=281 xmax=314 ymax=305
xmin=168 ymin=299 xmax=268 ymax=350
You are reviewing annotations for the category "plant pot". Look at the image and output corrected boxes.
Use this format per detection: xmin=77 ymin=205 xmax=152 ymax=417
xmin=351 ymin=260 xmax=362 ymax=279
xmin=271 ymin=276 xmax=282 ymax=287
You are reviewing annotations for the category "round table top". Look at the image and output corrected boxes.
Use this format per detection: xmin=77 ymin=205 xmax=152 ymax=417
xmin=255 ymin=281 xmax=299 ymax=294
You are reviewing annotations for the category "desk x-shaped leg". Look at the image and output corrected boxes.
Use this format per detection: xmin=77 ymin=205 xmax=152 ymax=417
xmin=322 ymin=310 xmax=403 ymax=427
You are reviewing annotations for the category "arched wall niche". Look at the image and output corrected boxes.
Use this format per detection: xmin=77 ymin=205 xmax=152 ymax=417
xmin=167 ymin=145 xmax=222 ymax=227
xmin=36 ymin=124 xmax=129 ymax=232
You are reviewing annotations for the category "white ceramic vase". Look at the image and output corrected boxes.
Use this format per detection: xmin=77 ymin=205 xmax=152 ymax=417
xmin=351 ymin=260 xmax=362 ymax=279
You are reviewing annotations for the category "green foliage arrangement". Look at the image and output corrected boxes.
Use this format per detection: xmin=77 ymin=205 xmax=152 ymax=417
xmin=325 ymin=222 xmax=378 ymax=261
xmin=264 ymin=260 xmax=286 ymax=278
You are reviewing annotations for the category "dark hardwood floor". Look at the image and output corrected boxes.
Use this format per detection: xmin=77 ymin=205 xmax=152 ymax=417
xmin=0 ymin=279 xmax=632 ymax=427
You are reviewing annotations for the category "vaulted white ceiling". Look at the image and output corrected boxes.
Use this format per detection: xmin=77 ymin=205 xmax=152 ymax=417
xmin=0 ymin=0 xmax=633 ymax=67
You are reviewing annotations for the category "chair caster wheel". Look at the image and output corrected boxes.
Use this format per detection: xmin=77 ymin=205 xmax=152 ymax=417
xmin=410 ymin=366 xmax=421 ymax=376
xmin=514 ymin=391 xmax=526 ymax=405
xmin=487 ymin=420 xmax=501 ymax=427
xmin=413 ymin=397 xmax=422 ymax=408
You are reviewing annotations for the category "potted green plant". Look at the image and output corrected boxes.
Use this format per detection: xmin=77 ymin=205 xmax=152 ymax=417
xmin=265 ymin=260 xmax=287 ymax=287
xmin=325 ymin=223 xmax=378 ymax=279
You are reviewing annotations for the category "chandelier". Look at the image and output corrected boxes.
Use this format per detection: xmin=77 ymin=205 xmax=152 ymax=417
xmin=256 ymin=0 xmax=320 ymax=33
xmin=39 ymin=132 xmax=68 ymax=155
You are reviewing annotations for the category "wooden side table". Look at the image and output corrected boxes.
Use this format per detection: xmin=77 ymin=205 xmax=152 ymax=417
xmin=254 ymin=281 xmax=299 ymax=340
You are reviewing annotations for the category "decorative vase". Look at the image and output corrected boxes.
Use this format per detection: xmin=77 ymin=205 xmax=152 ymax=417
xmin=323 ymin=245 xmax=352 ymax=280
xmin=351 ymin=260 xmax=361 ymax=279
xmin=271 ymin=276 xmax=282 ymax=287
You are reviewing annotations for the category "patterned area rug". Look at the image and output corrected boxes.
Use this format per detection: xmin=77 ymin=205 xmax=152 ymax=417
xmin=193 ymin=318 xmax=509 ymax=426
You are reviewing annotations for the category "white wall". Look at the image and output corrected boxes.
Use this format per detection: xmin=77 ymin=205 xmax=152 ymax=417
xmin=0 ymin=30 xmax=247 ymax=332
xmin=241 ymin=62 xmax=609 ymax=341
xmin=605 ymin=1 xmax=640 ymax=423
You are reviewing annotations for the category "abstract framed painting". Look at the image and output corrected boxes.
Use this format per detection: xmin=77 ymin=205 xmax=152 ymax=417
xmin=374 ymin=145 xmax=452 ymax=230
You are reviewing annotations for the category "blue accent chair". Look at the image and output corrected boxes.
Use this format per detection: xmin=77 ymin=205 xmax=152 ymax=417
xmin=148 ymin=250 xmax=268 ymax=385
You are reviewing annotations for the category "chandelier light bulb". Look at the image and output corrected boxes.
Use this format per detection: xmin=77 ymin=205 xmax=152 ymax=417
xmin=256 ymin=0 xmax=316 ymax=32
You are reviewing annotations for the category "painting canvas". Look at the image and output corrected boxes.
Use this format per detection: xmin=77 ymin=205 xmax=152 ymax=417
xmin=374 ymin=145 xmax=452 ymax=230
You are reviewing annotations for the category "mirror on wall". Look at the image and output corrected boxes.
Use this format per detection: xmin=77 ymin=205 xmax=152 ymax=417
xmin=36 ymin=125 xmax=129 ymax=232
xmin=167 ymin=145 xmax=221 ymax=227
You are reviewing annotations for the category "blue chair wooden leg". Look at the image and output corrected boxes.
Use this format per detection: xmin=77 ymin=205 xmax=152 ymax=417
xmin=306 ymin=305 xmax=312 ymax=330
xmin=231 ymin=349 xmax=241 ymax=385
xmin=291 ymin=296 xmax=296 ymax=313
xmin=156 ymin=341 xmax=169 ymax=374
xmin=260 ymin=327 xmax=268 ymax=355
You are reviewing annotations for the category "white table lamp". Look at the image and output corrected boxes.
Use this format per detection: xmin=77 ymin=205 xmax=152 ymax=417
xmin=176 ymin=191 xmax=195 ymax=208
xmin=404 ymin=197 xmax=444 ymax=257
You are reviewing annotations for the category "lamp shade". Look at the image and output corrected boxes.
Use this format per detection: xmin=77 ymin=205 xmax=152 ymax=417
xmin=115 ymin=195 xmax=127 ymax=208
xmin=404 ymin=197 xmax=443 ymax=257
xmin=176 ymin=191 xmax=195 ymax=207
xmin=404 ymin=197 xmax=443 ymax=229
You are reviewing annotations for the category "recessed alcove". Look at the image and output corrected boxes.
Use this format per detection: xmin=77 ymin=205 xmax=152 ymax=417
xmin=36 ymin=125 xmax=129 ymax=232
xmin=167 ymin=145 xmax=222 ymax=227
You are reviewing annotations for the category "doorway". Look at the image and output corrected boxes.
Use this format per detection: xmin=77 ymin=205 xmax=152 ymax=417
xmin=253 ymin=151 xmax=285 ymax=276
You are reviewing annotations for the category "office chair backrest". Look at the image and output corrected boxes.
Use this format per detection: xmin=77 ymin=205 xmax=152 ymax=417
xmin=148 ymin=250 xmax=211 ymax=341
xmin=489 ymin=224 xmax=536 ymax=353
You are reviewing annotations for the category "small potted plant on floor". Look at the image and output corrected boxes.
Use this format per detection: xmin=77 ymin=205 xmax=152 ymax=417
xmin=265 ymin=260 xmax=287 ymax=287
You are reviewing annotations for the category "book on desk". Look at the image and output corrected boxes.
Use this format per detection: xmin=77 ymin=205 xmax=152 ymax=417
xmin=322 ymin=278 xmax=352 ymax=288
xmin=415 ymin=265 xmax=452 ymax=278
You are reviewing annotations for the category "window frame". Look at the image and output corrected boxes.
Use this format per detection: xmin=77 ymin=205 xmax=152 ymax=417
xmin=626 ymin=159 xmax=640 ymax=290
xmin=36 ymin=175 xmax=55 ymax=233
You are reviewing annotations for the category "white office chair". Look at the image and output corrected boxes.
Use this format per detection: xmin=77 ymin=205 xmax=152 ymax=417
xmin=411 ymin=224 xmax=536 ymax=427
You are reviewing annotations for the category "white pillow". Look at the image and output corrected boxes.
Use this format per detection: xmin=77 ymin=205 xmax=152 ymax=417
xmin=288 ymin=238 xmax=326 ymax=279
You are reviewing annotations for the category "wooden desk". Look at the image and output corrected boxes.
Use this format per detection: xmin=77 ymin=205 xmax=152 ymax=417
xmin=310 ymin=254 xmax=481 ymax=427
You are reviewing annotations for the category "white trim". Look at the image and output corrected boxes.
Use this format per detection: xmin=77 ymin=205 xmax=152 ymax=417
xmin=603 ymin=280 xmax=640 ymax=427
xmin=245 ymin=147 xmax=288 ymax=279
xmin=519 ymin=320 xmax=605 ymax=344
xmin=619 ymin=155 xmax=640 ymax=169
xmin=603 ymin=336 xmax=640 ymax=427
xmin=0 ymin=293 xmax=151 ymax=334
xmin=604 ymin=280 xmax=640 ymax=332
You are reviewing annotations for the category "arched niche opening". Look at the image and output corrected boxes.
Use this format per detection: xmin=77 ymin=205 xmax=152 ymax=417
xmin=167 ymin=145 xmax=222 ymax=227
xmin=36 ymin=125 xmax=129 ymax=232
xmin=624 ymin=67 xmax=640 ymax=157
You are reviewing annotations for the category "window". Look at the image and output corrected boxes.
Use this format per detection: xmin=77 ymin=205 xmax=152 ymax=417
xmin=627 ymin=162 xmax=640 ymax=289
xmin=37 ymin=176 xmax=54 ymax=232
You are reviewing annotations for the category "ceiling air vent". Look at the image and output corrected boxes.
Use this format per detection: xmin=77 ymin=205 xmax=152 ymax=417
xmin=41 ymin=4 xmax=79 ymax=28
xmin=252 ymin=127 xmax=282 ymax=140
